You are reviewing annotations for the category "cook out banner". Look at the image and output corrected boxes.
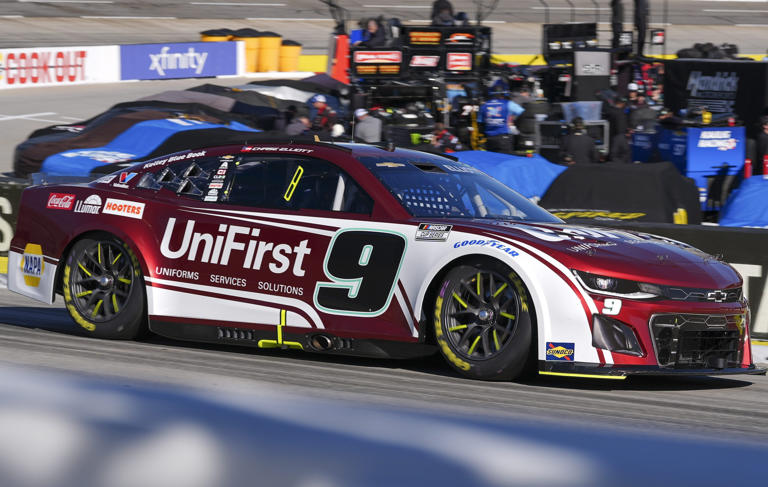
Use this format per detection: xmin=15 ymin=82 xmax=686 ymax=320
xmin=0 ymin=45 xmax=120 ymax=89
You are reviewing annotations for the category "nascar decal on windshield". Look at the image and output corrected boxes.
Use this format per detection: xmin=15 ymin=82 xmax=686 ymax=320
xmin=415 ymin=223 xmax=452 ymax=241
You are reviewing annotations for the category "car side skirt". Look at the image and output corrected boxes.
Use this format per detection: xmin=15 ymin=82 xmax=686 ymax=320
xmin=539 ymin=361 xmax=766 ymax=378
xmin=149 ymin=319 xmax=437 ymax=360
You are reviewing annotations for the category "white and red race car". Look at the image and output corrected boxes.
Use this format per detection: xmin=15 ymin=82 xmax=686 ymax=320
xmin=8 ymin=142 xmax=762 ymax=380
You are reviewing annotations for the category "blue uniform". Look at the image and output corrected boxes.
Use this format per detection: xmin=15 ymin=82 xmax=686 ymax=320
xmin=479 ymin=99 xmax=510 ymax=137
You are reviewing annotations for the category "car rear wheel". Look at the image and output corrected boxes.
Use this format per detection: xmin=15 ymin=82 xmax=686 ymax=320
xmin=62 ymin=235 xmax=146 ymax=339
xmin=434 ymin=260 xmax=533 ymax=381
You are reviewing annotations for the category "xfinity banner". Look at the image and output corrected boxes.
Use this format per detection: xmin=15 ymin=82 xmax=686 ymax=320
xmin=120 ymin=42 xmax=242 ymax=81
xmin=664 ymin=60 xmax=768 ymax=137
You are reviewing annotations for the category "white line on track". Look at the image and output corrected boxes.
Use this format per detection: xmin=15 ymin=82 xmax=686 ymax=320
xmin=17 ymin=0 xmax=114 ymax=3
xmin=189 ymin=2 xmax=287 ymax=5
xmin=531 ymin=6 xmax=610 ymax=10
xmin=80 ymin=15 xmax=178 ymax=19
xmin=0 ymin=113 xmax=68 ymax=124
xmin=246 ymin=17 xmax=333 ymax=21
xmin=0 ymin=15 xmax=24 ymax=18
xmin=363 ymin=4 xmax=429 ymax=7
xmin=704 ymin=8 xmax=768 ymax=12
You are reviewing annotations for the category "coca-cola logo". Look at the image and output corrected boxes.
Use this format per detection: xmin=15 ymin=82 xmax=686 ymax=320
xmin=354 ymin=51 xmax=402 ymax=64
xmin=47 ymin=193 xmax=75 ymax=210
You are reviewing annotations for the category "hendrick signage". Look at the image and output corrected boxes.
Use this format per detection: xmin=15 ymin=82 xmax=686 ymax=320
xmin=664 ymin=60 xmax=768 ymax=137
xmin=120 ymin=42 xmax=241 ymax=81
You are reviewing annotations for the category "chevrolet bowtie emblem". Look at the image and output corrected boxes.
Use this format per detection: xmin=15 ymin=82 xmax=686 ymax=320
xmin=707 ymin=290 xmax=728 ymax=302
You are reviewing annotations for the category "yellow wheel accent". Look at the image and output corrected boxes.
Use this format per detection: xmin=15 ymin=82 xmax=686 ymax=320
xmin=493 ymin=282 xmax=507 ymax=298
xmin=118 ymin=277 xmax=131 ymax=284
xmin=448 ymin=325 xmax=467 ymax=332
xmin=78 ymin=262 xmax=92 ymax=276
xmin=476 ymin=273 xmax=481 ymax=295
xmin=493 ymin=330 xmax=500 ymax=350
xmin=467 ymin=335 xmax=481 ymax=355
xmin=112 ymin=252 xmax=122 ymax=265
xmin=91 ymin=300 xmax=103 ymax=319
xmin=500 ymin=312 xmax=515 ymax=319
xmin=112 ymin=294 xmax=119 ymax=313
xmin=452 ymin=292 xmax=468 ymax=309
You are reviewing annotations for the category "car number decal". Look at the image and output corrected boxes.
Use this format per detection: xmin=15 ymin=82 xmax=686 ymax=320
xmin=314 ymin=229 xmax=407 ymax=316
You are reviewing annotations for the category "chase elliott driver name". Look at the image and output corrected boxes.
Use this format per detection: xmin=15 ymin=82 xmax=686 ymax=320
xmin=160 ymin=218 xmax=311 ymax=277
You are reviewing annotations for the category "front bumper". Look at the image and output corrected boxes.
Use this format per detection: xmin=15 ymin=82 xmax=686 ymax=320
xmin=540 ymin=361 xmax=766 ymax=379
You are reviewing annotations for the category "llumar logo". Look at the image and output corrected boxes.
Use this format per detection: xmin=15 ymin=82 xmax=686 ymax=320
xmin=546 ymin=342 xmax=574 ymax=361
xmin=21 ymin=243 xmax=44 ymax=287
xmin=159 ymin=218 xmax=311 ymax=277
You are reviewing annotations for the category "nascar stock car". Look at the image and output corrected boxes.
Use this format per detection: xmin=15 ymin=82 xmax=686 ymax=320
xmin=8 ymin=142 xmax=763 ymax=380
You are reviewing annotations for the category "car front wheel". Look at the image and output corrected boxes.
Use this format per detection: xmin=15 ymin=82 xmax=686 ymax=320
xmin=434 ymin=260 xmax=533 ymax=380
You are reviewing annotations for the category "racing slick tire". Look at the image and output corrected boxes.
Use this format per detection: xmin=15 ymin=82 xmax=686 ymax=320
xmin=434 ymin=260 xmax=533 ymax=381
xmin=62 ymin=234 xmax=147 ymax=339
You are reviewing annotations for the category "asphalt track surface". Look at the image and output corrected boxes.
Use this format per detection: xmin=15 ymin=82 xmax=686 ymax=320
xmin=1 ymin=284 xmax=768 ymax=444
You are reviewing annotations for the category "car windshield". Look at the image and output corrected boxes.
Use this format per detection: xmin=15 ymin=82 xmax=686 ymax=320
xmin=357 ymin=151 xmax=561 ymax=222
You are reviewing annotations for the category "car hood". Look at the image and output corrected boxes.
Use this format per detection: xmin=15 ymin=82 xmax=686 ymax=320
xmin=454 ymin=220 xmax=741 ymax=290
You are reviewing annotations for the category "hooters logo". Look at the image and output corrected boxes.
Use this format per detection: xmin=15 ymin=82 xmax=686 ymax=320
xmin=102 ymin=198 xmax=145 ymax=219
xmin=47 ymin=193 xmax=75 ymax=210
xmin=353 ymin=51 xmax=402 ymax=64
xmin=447 ymin=53 xmax=472 ymax=71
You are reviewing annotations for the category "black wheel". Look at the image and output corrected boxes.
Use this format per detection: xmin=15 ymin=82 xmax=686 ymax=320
xmin=62 ymin=235 xmax=146 ymax=339
xmin=434 ymin=260 xmax=533 ymax=380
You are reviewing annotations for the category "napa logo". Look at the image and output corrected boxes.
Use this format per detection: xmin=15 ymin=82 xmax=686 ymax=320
xmin=546 ymin=342 xmax=574 ymax=361
xmin=21 ymin=243 xmax=44 ymax=287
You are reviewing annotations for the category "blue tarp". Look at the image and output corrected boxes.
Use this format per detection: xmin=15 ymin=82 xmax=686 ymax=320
xmin=41 ymin=118 xmax=258 ymax=176
xmin=455 ymin=151 xmax=567 ymax=200
xmin=719 ymin=177 xmax=768 ymax=227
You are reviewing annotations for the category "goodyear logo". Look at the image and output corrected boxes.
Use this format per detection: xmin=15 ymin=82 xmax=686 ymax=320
xmin=21 ymin=243 xmax=44 ymax=287
xmin=546 ymin=342 xmax=574 ymax=361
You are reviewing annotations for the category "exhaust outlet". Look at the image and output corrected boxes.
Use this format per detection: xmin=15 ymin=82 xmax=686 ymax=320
xmin=310 ymin=334 xmax=334 ymax=351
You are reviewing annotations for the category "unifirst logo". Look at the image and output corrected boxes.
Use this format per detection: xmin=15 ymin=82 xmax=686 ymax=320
xmin=160 ymin=218 xmax=311 ymax=277
xmin=149 ymin=47 xmax=208 ymax=76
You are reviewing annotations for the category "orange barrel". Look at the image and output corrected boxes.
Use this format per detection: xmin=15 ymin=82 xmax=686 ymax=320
xmin=279 ymin=40 xmax=303 ymax=72
xmin=256 ymin=31 xmax=282 ymax=72
xmin=200 ymin=28 xmax=233 ymax=42
xmin=232 ymin=28 xmax=261 ymax=72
